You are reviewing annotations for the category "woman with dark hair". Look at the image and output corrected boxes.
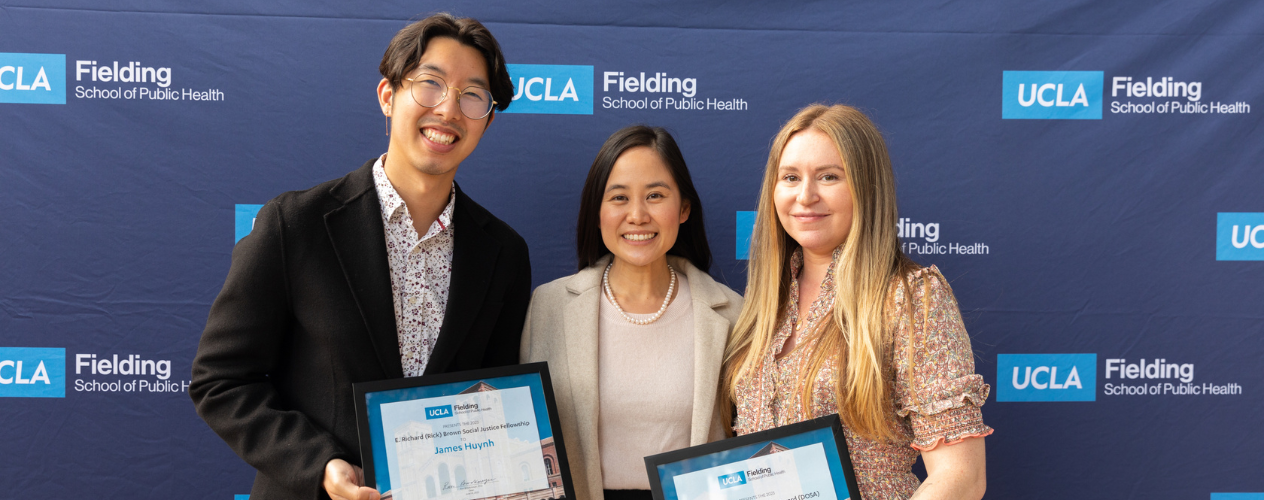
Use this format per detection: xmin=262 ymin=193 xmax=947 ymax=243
xmin=521 ymin=125 xmax=743 ymax=500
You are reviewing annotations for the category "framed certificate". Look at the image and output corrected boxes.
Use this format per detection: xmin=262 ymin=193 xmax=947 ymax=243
xmin=354 ymin=362 xmax=575 ymax=500
xmin=644 ymin=415 xmax=862 ymax=500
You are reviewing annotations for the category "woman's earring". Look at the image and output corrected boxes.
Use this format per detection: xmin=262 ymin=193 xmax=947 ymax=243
xmin=384 ymin=112 xmax=390 ymax=136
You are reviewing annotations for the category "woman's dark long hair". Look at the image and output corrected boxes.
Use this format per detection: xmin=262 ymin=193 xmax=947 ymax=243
xmin=576 ymin=125 xmax=712 ymax=272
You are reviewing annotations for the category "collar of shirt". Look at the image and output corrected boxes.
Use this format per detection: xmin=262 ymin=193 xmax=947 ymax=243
xmin=371 ymin=154 xmax=455 ymax=245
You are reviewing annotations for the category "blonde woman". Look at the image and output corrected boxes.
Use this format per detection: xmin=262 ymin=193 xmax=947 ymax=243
xmin=722 ymin=105 xmax=991 ymax=500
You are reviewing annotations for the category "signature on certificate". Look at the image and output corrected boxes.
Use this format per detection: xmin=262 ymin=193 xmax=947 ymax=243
xmin=442 ymin=478 xmax=497 ymax=492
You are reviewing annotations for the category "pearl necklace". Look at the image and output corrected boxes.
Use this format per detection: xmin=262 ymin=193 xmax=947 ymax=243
xmin=603 ymin=261 xmax=676 ymax=325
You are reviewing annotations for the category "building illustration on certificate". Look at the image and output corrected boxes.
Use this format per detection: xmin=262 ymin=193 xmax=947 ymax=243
xmin=379 ymin=381 xmax=565 ymax=500
xmin=748 ymin=442 xmax=789 ymax=458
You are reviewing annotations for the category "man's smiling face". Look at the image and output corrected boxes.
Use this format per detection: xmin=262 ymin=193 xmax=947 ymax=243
xmin=384 ymin=36 xmax=494 ymax=177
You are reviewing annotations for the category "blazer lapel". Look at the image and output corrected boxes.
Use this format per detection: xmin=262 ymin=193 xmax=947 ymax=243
xmin=325 ymin=160 xmax=404 ymax=379
xmin=564 ymin=258 xmax=604 ymax=498
xmin=425 ymin=185 xmax=500 ymax=374
xmin=691 ymin=302 xmax=731 ymax=444
xmin=673 ymin=257 xmax=734 ymax=445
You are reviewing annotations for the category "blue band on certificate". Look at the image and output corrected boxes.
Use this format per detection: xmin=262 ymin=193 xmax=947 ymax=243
xmin=646 ymin=415 xmax=861 ymax=500
xmin=355 ymin=363 xmax=574 ymax=500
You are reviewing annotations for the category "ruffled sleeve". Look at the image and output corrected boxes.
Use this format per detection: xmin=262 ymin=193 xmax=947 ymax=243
xmin=890 ymin=266 xmax=993 ymax=451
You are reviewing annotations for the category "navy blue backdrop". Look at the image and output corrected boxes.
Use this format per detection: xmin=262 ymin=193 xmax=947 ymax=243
xmin=2 ymin=2 xmax=1262 ymax=498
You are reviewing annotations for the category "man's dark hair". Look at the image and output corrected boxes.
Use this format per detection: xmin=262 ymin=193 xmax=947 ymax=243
xmin=576 ymin=125 xmax=712 ymax=272
xmin=379 ymin=13 xmax=514 ymax=113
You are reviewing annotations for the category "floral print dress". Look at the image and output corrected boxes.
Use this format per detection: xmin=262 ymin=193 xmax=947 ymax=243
xmin=733 ymin=248 xmax=992 ymax=500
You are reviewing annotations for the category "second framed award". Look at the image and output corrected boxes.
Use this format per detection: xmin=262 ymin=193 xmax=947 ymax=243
xmin=645 ymin=415 xmax=862 ymax=500
xmin=354 ymin=362 xmax=575 ymax=500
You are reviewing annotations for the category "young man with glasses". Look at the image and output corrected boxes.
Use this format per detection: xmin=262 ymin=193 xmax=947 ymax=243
xmin=190 ymin=14 xmax=530 ymax=500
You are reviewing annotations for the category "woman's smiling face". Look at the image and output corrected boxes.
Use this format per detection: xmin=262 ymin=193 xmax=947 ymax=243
xmin=774 ymin=128 xmax=854 ymax=257
xmin=599 ymin=146 xmax=691 ymax=268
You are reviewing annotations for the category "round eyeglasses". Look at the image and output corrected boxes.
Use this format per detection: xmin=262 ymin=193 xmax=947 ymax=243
xmin=405 ymin=73 xmax=497 ymax=120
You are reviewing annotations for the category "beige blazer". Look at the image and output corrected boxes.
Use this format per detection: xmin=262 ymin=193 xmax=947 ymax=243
xmin=520 ymin=255 xmax=744 ymax=500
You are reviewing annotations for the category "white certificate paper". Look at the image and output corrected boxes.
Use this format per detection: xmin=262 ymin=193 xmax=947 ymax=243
xmin=378 ymin=386 xmax=549 ymax=500
xmin=670 ymin=443 xmax=842 ymax=500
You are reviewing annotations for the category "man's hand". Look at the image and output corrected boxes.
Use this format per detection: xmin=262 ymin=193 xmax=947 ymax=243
xmin=323 ymin=458 xmax=381 ymax=500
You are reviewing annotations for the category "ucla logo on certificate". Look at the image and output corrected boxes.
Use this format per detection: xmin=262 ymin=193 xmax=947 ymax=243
xmin=382 ymin=384 xmax=547 ymax=498
xmin=676 ymin=441 xmax=836 ymax=499
xmin=645 ymin=415 xmax=861 ymax=500
xmin=355 ymin=363 xmax=575 ymax=500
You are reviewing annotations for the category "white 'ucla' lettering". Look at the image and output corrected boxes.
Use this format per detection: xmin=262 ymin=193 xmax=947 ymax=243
xmin=0 ymin=66 xmax=52 ymax=91
xmin=514 ymin=77 xmax=579 ymax=102
xmin=1230 ymin=225 xmax=1264 ymax=249
xmin=1018 ymin=83 xmax=1089 ymax=108
xmin=1011 ymin=365 xmax=1082 ymax=390
xmin=0 ymin=360 xmax=52 ymax=385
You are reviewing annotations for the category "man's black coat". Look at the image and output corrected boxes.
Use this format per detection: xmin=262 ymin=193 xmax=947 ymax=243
xmin=190 ymin=159 xmax=531 ymax=500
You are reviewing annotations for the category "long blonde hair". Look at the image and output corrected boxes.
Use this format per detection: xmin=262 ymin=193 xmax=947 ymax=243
xmin=722 ymin=104 xmax=919 ymax=441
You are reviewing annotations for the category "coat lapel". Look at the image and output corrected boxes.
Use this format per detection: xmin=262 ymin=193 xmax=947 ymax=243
xmin=424 ymin=184 xmax=500 ymax=374
xmin=325 ymin=160 xmax=404 ymax=379
xmin=671 ymin=257 xmax=735 ymax=445
xmin=564 ymin=258 xmax=605 ymax=499
xmin=690 ymin=297 xmax=731 ymax=444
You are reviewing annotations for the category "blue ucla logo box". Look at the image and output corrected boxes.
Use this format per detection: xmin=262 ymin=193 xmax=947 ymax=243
xmin=235 ymin=204 xmax=264 ymax=243
xmin=0 ymin=53 xmax=66 ymax=104
xmin=1002 ymin=71 xmax=1102 ymax=120
xmin=1216 ymin=213 xmax=1264 ymax=261
xmin=502 ymin=64 xmax=593 ymax=115
xmin=997 ymin=353 xmax=1096 ymax=402
xmin=425 ymin=404 xmax=453 ymax=419
xmin=0 ymin=347 xmax=65 ymax=398
xmin=717 ymin=471 xmax=747 ymax=489
xmin=736 ymin=211 xmax=756 ymax=260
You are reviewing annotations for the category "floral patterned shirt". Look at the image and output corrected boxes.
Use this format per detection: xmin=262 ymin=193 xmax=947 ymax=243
xmin=733 ymin=247 xmax=992 ymax=500
xmin=372 ymin=156 xmax=455 ymax=377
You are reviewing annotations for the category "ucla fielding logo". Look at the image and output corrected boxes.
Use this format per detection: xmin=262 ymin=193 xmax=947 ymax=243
xmin=997 ymin=354 xmax=1096 ymax=402
xmin=1002 ymin=71 xmax=1102 ymax=120
xmin=0 ymin=53 xmax=66 ymax=104
xmin=1217 ymin=213 xmax=1264 ymax=261
xmin=425 ymin=404 xmax=454 ymax=419
xmin=502 ymin=64 xmax=592 ymax=115
xmin=0 ymin=347 xmax=65 ymax=398
xmin=717 ymin=471 xmax=747 ymax=489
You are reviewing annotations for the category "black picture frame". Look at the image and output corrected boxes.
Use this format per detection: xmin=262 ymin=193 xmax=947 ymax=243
xmin=353 ymin=362 xmax=576 ymax=500
xmin=644 ymin=414 xmax=862 ymax=500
